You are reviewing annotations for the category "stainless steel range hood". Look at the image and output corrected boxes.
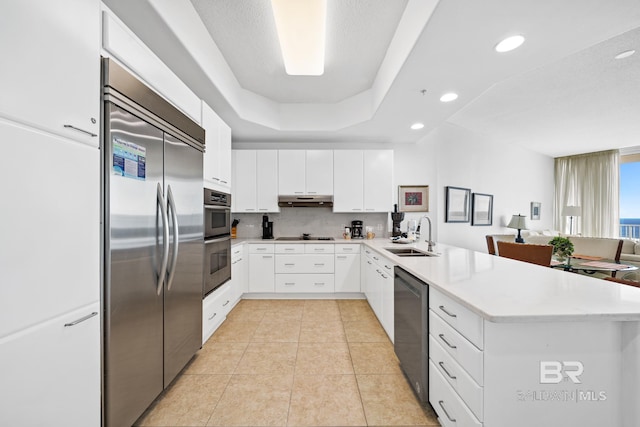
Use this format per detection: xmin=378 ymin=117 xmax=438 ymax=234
xmin=278 ymin=195 xmax=333 ymax=207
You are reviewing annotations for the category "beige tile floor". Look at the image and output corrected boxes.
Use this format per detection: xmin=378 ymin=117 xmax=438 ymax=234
xmin=135 ymin=299 xmax=440 ymax=427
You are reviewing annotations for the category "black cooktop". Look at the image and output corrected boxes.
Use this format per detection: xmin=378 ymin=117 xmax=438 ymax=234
xmin=275 ymin=236 xmax=335 ymax=241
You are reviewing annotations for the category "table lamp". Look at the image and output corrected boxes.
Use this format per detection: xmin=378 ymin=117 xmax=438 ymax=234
xmin=562 ymin=205 xmax=581 ymax=235
xmin=507 ymin=214 xmax=527 ymax=243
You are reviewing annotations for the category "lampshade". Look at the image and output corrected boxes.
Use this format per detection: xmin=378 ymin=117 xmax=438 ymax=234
xmin=562 ymin=205 xmax=582 ymax=217
xmin=507 ymin=214 xmax=527 ymax=230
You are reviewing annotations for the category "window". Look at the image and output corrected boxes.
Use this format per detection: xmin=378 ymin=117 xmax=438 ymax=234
xmin=620 ymin=153 xmax=640 ymax=238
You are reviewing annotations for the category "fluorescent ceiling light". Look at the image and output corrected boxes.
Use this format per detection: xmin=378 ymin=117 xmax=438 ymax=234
xmin=615 ymin=49 xmax=635 ymax=60
xmin=440 ymin=93 xmax=458 ymax=103
xmin=495 ymin=35 xmax=525 ymax=53
xmin=411 ymin=123 xmax=424 ymax=130
xmin=271 ymin=0 xmax=327 ymax=76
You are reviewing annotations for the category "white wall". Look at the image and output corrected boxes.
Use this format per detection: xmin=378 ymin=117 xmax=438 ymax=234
xmin=415 ymin=123 xmax=555 ymax=252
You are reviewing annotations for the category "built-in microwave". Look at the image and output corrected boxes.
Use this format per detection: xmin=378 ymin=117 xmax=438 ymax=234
xmin=204 ymin=189 xmax=231 ymax=239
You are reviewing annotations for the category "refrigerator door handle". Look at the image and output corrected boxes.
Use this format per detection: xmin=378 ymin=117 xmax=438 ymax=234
xmin=157 ymin=182 xmax=170 ymax=296
xmin=166 ymin=184 xmax=179 ymax=291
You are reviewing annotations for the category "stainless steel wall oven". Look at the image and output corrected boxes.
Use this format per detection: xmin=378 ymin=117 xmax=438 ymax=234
xmin=203 ymin=188 xmax=231 ymax=296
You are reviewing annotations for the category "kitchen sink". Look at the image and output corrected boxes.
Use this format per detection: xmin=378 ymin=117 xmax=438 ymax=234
xmin=385 ymin=247 xmax=437 ymax=257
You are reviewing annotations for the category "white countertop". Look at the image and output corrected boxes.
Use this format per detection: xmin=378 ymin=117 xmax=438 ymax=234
xmin=362 ymin=239 xmax=640 ymax=323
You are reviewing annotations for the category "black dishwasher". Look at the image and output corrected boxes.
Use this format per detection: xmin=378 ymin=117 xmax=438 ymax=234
xmin=394 ymin=266 xmax=429 ymax=404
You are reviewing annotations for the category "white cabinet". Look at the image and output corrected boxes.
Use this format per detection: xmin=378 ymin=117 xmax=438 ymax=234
xmin=0 ymin=0 xmax=100 ymax=147
xmin=278 ymin=150 xmax=333 ymax=195
xmin=202 ymin=283 xmax=232 ymax=344
xmin=335 ymin=244 xmax=361 ymax=292
xmin=275 ymin=244 xmax=335 ymax=293
xmin=231 ymin=244 xmax=247 ymax=298
xmin=333 ymin=150 xmax=393 ymax=212
xmin=334 ymin=150 xmax=364 ymax=212
xmin=232 ymin=150 xmax=279 ymax=213
xmin=0 ymin=302 xmax=100 ymax=427
xmin=362 ymin=247 xmax=394 ymax=341
xmin=202 ymin=101 xmax=231 ymax=191
xmin=0 ymin=121 xmax=100 ymax=338
xmin=364 ymin=150 xmax=394 ymax=212
xmin=248 ymin=244 xmax=275 ymax=292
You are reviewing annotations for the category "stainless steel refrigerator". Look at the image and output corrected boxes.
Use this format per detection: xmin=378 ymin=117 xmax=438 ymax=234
xmin=102 ymin=59 xmax=204 ymax=427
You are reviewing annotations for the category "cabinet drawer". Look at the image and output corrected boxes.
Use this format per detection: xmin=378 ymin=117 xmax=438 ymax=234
xmin=429 ymin=361 xmax=482 ymax=427
xmin=203 ymin=285 xmax=231 ymax=344
xmin=429 ymin=335 xmax=483 ymax=421
xmin=275 ymin=254 xmax=334 ymax=273
xmin=430 ymin=288 xmax=483 ymax=349
xmin=429 ymin=310 xmax=484 ymax=385
xmin=231 ymin=244 xmax=244 ymax=258
xmin=249 ymin=244 xmax=275 ymax=254
xmin=275 ymin=244 xmax=305 ymax=254
xmin=304 ymin=244 xmax=335 ymax=254
xmin=275 ymin=274 xmax=335 ymax=293
xmin=335 ymin=244 xmax=360 ymax=254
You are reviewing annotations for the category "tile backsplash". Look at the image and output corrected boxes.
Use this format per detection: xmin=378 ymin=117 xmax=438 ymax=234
xmin=232 ymin=208 xmax=389 ymax=240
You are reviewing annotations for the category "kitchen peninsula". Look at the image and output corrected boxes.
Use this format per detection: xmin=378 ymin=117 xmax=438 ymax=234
xmin=364 ymin=239 xmax=640 ymax=427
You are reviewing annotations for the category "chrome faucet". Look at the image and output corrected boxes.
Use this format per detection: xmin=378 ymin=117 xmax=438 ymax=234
xmin=416 ymin=215 xmax=435 ymax=252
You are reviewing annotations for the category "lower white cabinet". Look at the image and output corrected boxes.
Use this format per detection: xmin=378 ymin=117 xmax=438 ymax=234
xmin=275 ymin=274 xmax=335 ymax=293
xmin=335 ymin=244 xmax=361 ymax=292
xmin=202 ymin=283 xmax=233 ymax=344
xmin=231 ymin=244 xmax=247 ymax=298
xmin=362 ymin=247 xmax=394 ymax=341
xmin=0 ymin=302 xmax=100 ymax=427
xmin=249 ymin=244 xmax=275 ymax=292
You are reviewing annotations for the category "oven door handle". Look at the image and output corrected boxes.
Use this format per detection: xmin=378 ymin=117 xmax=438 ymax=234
xmin=166 ymin=185 xmax=179 ymax=291
xmin=156 ymin=183 xmax=170 ymax=296
xmin=205 ymin=235 xmax=231 ymax=244
xmin=204 ymin=205 xmax=231 ymax=210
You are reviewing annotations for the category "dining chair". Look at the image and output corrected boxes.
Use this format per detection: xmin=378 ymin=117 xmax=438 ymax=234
xmin=496 ymin=241 xmax=553 ymax=267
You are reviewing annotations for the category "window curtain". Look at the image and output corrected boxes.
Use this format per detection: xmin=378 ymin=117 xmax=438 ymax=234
xmin=554 ymin=150 xmax=619 ymax=237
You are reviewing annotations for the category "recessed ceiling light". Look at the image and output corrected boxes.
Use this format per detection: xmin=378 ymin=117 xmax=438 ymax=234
xmin=615 ymin=49 xmax=636 ymax=60
xmin=411 ymin=123 xmax=424 ymax=130
xmin=495 ymin=35 xmax=525 ymax=53
xmin=440 ymin=93 xmax=458 ymax=103
xmin=271 ymin=0 xmax=327 ymax=75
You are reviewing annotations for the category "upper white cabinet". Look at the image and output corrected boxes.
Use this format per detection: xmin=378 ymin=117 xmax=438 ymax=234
xmin=232 ymin=150 xmax=279 ymax=212
xmin=0 ymin=0 xmax=100 ymax=147
xmin=333 ymin=150 xmax=393 ymax=212
xmin=278 ymin=150 xmax=333 ymax=195
xmin=202 ymin=102 xmax=231 ymax=191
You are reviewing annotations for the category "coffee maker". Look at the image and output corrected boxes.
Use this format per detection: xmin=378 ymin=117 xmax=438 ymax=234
xmin=391 ymin=204 xmax=404 ymax=237
xmin=262 ymin=215 xmax=274 ymax=239
xmin=351 ymin=220 xmax=364 ymax=239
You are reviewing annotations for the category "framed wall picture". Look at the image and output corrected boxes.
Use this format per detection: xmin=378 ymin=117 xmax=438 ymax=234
xmin=471 ymin=193 xmax=493 ymax=226
xmin=445 ymin=186 xmax=471 ymax=223
xmin=398 ymin=185 xmax=429 ymax=212
xmin=531 ymin=202 xmax=541 ymax=220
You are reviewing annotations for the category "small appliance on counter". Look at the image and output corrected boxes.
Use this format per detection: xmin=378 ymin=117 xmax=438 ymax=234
xmin=351 ymin=220 xmax=364 ymax=239
xmin=391 ymin=204 xmax=405 ymax=237
xmin=262 ymin=215 xmax=274 ymax=239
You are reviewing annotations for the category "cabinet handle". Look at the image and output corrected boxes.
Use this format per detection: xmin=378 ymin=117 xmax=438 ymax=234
xmin=258 ymin=208 xmax=269 ymax=211
xmin=208 ymin=313 xmax=217 ymax=320
xmin=373 ymin=256 xmax=379 ymax=261
xmin=438 ymin=333 xmax=457 ymax=349
xmin=314 ymin=282 xmax=325 ymax=286
xmin=244 ymin=209 xmax=255 ymax=211
xmin=211 ymin=177 xmax=220 ymax=181
xmin=63 ymin=124 xmax=97 ymax=137
xmin=438 ymin=401 xmax=456 ymax=423
xmin=381 ymin=274 xmax=388 ymax=279
xmin=384 ymin=264 xmax=392 ymax=270
xmin=223 ymin=300 xmax=230 ymax=307
xmin=285 ymin=248 xmax=295 ymax=251
xmin=314 ymin=263 xmax=325 ymax=266
xmin=438 ymin=361 xmax=457 ymax=380
xmin=365 ymin=208 xmax=374 ymax=211
xmin=256 ymin=248 xmax=267 ymax=251
xmin=376 ymin=269 xmax=382 ymax=274
xmin=285 ymin=282 xmax=296 ymax=286
xmin=64 ymin=311 xmax=98 ymax=327
xmin=367 ymin=261 xmax=372 ymax=265
xmin=294 ymin=192 xmax=304 ymax=194
xmin=352 ymin=209 xmax=362 ymax=211
xmin=220 ymin=180 xmax=228 ymax=184
xmin=263 ymin=255 xmax=273 ymax=259
xmin=343 ymin=247 xmax=353 ymax=251
xmin=439 ymin=305 xmax=457 ymax=318
xmin=314 ymin=248 xmax=324 ymax=251
xmin=337 ymin=256 xmax=347 ymax=259
xmin=284 ymin=263 xmax=295 ymax=266
xmin=307 ymin=191 xmax=317 ymax=194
